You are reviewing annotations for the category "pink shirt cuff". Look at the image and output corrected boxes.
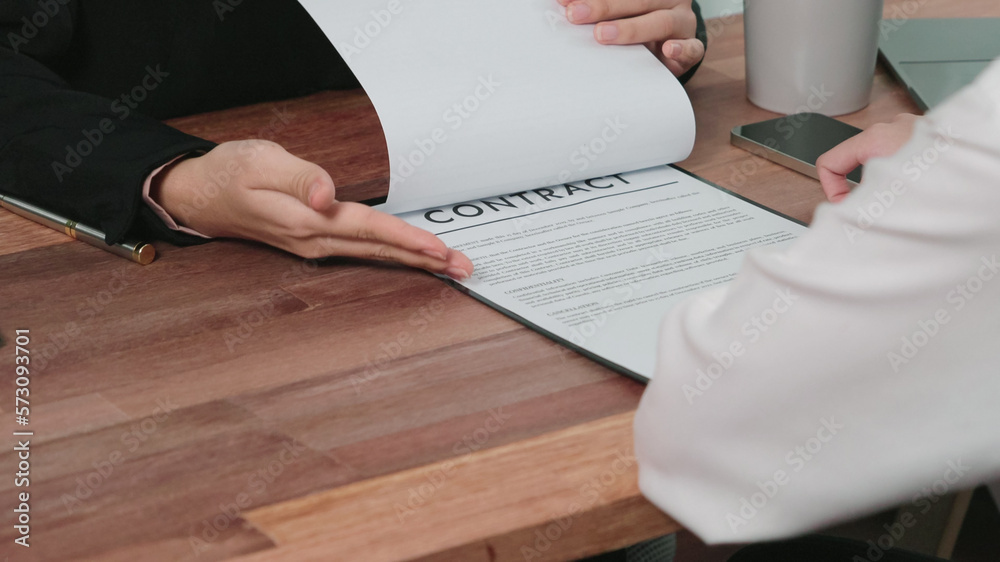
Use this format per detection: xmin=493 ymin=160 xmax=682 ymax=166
xmin=142 ymin=154 xmax=211 ymax=239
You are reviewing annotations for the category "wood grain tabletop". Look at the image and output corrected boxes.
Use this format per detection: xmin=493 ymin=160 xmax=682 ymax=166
xmin=1 ymin=1 xmax=996 ymax=560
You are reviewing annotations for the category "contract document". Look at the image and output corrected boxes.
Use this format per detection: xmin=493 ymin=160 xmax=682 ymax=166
xmin=398 ymin=166 xmax=806 ymax=379
xmin=300 ymin=2 xmax=809 ymax=380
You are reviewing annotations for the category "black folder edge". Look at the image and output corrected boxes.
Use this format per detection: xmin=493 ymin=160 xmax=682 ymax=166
xmin=373 ymin=164 xmax=809 ymax=385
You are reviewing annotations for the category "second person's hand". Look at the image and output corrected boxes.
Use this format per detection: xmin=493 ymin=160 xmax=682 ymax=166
xmin=816 ymin=113 xmax=920 ymax=203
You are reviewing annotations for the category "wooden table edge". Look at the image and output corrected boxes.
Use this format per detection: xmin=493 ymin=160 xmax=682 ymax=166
xmin=238 ymin=410 xmax=679 ymax=561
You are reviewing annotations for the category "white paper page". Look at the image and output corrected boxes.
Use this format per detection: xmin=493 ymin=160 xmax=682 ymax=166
xmin=299 ymin=1 xmax=695 ymax=214
xmin=399 ymin=166 xmax=809 ymax=379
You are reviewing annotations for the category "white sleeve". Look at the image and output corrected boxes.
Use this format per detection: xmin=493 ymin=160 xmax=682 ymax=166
xmin=634 ymin=58 xmax=1000 ymax=544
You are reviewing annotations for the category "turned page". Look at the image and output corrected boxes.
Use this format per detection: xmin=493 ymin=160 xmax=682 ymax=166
xmin=300 ymin=0 xmax=696 ymax=213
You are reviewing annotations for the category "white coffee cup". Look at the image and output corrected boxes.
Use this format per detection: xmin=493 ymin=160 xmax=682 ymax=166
xmin=744 ymin=0 xmax=884 ymax=116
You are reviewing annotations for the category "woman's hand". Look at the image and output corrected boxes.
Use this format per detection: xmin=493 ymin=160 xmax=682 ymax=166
xmin=817 ymin=113 xmax=920 ymax=203
xmin=151 ymin=140 xmax=473 ymax=280
xmin=559 ymin=0 xmax=705 ymax=77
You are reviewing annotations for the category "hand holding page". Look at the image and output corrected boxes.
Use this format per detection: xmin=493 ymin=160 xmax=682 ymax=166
xmin=300 ymin=3 xmax=808 ymax=380
xmin=299 ymin=0 xmax=695 ymax=213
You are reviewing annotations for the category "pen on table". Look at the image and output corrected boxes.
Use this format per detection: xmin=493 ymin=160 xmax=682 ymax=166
xmin=0 ymin=193 xmax=155 ymax=265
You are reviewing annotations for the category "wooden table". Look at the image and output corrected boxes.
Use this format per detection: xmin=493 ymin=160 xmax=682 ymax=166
xmin=1 ymin=1 xmax=995 ymax=560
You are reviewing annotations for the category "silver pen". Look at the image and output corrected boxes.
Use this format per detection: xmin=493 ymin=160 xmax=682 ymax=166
xmin=0 ymin=193 xmax=155 ymax=265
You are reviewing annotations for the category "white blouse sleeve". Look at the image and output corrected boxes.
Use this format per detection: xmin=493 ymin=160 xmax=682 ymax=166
xmin=634 ymin=58 xmax=1000 ymax=544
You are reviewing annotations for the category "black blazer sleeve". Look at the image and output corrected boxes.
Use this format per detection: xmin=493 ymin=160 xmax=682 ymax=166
xmin=2 ymin=0 xmax=704 ymax=250
xmin=0 ymin=2 xmax=216 ymax=247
